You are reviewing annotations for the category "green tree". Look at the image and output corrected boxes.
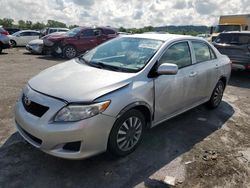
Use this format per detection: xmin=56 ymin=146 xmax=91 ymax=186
xmin=69 ymin=25 xmax=79 ymax=29
xmin=47 ymin=20 xmax=67 ymax=28
xmin=119 ymin=27 xmax=126 ymax=32
xmin=32 ymin=22 xmax=46 ymax=30
xmin=18 ymin=20 xmax=26 ymax=29
xmin=25 ymin=21 xmax=32 ymax=29
xmin=0 ymin=18 xmax=14 ymax=27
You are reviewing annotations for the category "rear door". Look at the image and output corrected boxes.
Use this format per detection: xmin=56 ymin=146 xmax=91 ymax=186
xmin=190 ymin=41 xmax=220 ymax=101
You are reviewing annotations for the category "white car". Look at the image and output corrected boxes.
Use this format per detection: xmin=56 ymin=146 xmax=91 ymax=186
xmin=26 ymin=32 xmax=66 ymax=54
xmin=8 ymin=30 xmax=40 ymax=47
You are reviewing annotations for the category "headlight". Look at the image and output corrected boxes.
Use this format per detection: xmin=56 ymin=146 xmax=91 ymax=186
xmin=54 ymin=101 xmax=110 ymax=122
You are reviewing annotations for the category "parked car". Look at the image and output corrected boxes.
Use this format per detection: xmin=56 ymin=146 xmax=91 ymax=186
xmin=43 ymin=26 xmax=118 ymax=59
xmin=15 ymin=34 xmax=231 ymax=159
xmin=26 ymin=32 xmax=66 ymax=54
xmin=4 ymin=28 xmax=21 ymax=35
xmin=0 ymin=33 xmax=11 ymax=53
xmin=0 ymin=27 xmax=9 ymax=35
xmin=8 ymin=30 xmax=40 ymax=47
xmin=213 ymin=31 xmax=250 ymax=70
xmin=40 ymin=27 xmax=69 ymax=37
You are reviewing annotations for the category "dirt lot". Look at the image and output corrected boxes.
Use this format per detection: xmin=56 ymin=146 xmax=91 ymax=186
xmin=0 ymin=48 xmax=250 ymax=188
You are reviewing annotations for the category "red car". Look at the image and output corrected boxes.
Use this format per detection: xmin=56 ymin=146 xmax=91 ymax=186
xmin=43 ymin=26 xmax=118 ymax=59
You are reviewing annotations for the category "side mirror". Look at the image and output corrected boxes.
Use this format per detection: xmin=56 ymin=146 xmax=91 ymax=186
xmin=157 ymin=63 xmax=178 ymax=75
xmin=16 ymin=34 xmax=20 ymax=37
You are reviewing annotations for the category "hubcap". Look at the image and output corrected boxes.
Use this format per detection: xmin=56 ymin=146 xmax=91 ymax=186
xmin=116 ymin=117 xmax=142 ymax=151
xmin=213 ymin=83 xmax=224 ymax=106
xmin=65 ymin=47 xmax=76 ymax=58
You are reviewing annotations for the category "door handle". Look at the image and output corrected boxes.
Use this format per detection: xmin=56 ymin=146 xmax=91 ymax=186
xmin=189 ymin=71 xmax=197 ymax=77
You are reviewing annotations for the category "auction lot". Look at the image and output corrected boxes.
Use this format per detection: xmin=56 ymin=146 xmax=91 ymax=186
xmin=1 ymin=48 xmax=250 ymax=188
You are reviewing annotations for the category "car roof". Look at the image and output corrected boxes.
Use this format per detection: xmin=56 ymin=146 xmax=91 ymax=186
xmin=122 ymin=33 xmax=202 ymax=42
xmin=48 ymin=27 xmax=69 ymax=30
xmin=19 ymin=30 xmax=40 ymax=33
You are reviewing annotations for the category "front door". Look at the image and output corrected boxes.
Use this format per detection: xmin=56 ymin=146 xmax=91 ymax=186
xmin=154 ymin=41 xmax=198 ymax=123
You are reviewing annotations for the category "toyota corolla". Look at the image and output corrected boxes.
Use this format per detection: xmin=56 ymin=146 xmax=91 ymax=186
xmin=15 ymin=34 xmax=231 ymax=159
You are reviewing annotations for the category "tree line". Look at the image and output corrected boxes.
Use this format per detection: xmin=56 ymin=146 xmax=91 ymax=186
xmin=0 ymin=18 xmax=78 ymax=30
xmin=1 ymin=17 xmax=209 ymax=35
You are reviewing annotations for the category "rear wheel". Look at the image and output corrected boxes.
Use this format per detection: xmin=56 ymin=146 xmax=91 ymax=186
xmin=207 ymin=80 xmax=225 ymax=109
xmin=63 ymin=45 xmax=77 ymax=59
xmin=10 ymin=40 xmax=16 ymax=47
xmin=108 ymin=109 xmax=145 ymax=157
xmin=0 ymin=46 xmax=2 ymax=54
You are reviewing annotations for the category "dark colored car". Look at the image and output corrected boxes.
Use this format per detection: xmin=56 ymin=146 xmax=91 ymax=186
xmin=213 ymin=31 xmax=250 ymax=70
xmin=4 ymin=28 xmax=21 ymax=35
xmin=0 ymin=27 xmax=9 ymax=35
xmin=43 ymin=26 xmax=118 ymax=59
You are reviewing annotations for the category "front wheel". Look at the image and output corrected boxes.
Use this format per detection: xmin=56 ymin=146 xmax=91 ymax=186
xmin=108 ymin=109 xmax=145 ymax=157
xmin=207 ymin=80 xmax=225 ymax=109
xmin=10 ymin=40 xmax=16 ymax=47
xmin=63 ymin=45 xmax=77 ymax=59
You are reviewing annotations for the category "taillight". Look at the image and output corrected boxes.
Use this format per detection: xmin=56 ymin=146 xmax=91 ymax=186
xmin=246 ymin=65 xmax=250 ymax=69
xmin=1 ymin=31 xmax=9 ymax=35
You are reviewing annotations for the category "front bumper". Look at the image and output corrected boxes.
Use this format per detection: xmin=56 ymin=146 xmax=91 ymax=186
xmin=26 ymin=44 xmax=43 ymax=54
xmin=15 ymin=86 xmax=116 ymax=159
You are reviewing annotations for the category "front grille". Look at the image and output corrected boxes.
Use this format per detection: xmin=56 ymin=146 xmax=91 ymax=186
xmin=22 ymin=94 xmax=49 ymax=117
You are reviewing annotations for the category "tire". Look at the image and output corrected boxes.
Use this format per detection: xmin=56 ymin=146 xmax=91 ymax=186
xmin=108 ymin=109 xmax=145 ymax=157
xmin=0 ymin=46 xmax=2 ymax=54
xmin=207 ymin=80 xmax=225 ymax=109
xmin=10 ymin=40 xmax=16 ymax=47
xmin=63 ymin=45 xmax=77 ymax=59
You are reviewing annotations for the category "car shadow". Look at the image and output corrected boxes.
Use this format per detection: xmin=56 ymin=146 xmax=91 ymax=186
xmin=229 ymin=70 xmax=250 ymax=89
xmin=0 ymin=102 xmax=234 ymax=188
xmin=0 ymin=52 xmax=8 ymax=55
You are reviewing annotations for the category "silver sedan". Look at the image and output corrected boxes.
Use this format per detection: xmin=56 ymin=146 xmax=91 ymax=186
xmin=15 ymin=34 xmax=231 ymax=159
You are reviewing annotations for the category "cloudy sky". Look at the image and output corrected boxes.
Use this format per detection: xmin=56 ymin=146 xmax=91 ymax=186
xmin=1 ymin=0 xmax=250 ymax=28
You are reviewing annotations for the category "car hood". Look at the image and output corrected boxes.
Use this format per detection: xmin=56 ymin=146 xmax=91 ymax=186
xmin=28 ymin=59 xmax=134 ymax=102
xmin=28 ymin=39 xmax=43 ymax=45
xmin=46 ymin=34 xmax=68 ymax=41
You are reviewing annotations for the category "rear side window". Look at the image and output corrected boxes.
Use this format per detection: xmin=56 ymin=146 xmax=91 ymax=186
xmin=19 ymin=32 xmax=30 ymax=36
xmin=159 ymin=42 xmax=192 ymax=69
xmin=192 ymin=41 xmax=215 ymax=63
xmin=215 ymin=33 xmax=250 ymax=45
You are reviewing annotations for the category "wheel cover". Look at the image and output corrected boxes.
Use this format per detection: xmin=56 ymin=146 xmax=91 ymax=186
xmin=65 ymin=47 xmax=76 ymax=58
xmin=116 ymin=116 xmax=142 ymax=151
xmin=213 ymin=83 xmax=224 ymax=106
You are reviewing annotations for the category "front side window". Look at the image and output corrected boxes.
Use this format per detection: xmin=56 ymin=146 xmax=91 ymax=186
xmin=192 ymin=42 xmax=212 ymax=63
xmin=80 ymin=29 xmax=95 ymax=37
xmin=159 ymin=42 xmax=192 ymax=69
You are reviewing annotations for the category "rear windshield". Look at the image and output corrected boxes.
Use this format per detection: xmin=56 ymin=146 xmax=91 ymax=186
xmin=215 ymin=33 xmax=250 ymax=45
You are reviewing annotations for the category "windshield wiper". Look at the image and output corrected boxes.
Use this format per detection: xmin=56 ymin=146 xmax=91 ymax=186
xmin=90 ymin=61 xmax=125 ymax=72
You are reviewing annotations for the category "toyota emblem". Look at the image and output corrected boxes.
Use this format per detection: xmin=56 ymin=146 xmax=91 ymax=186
xmin=24 ymin=96 xmax=31 ymax=106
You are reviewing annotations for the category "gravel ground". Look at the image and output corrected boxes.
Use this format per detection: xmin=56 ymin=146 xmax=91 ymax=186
xmin=0 ymin=48 xmax=250 ymax=188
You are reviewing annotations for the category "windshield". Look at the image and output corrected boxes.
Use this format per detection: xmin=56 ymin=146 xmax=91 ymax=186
xmin=79 ymin=37 xmax=163 ymax=72
xmin=65 ymin=27 xmax=81 ymax=37
xmin=12 ymin=31 xmax=22 ymax=36
xmin=214 ymin=25 xmax=241 ymax=33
